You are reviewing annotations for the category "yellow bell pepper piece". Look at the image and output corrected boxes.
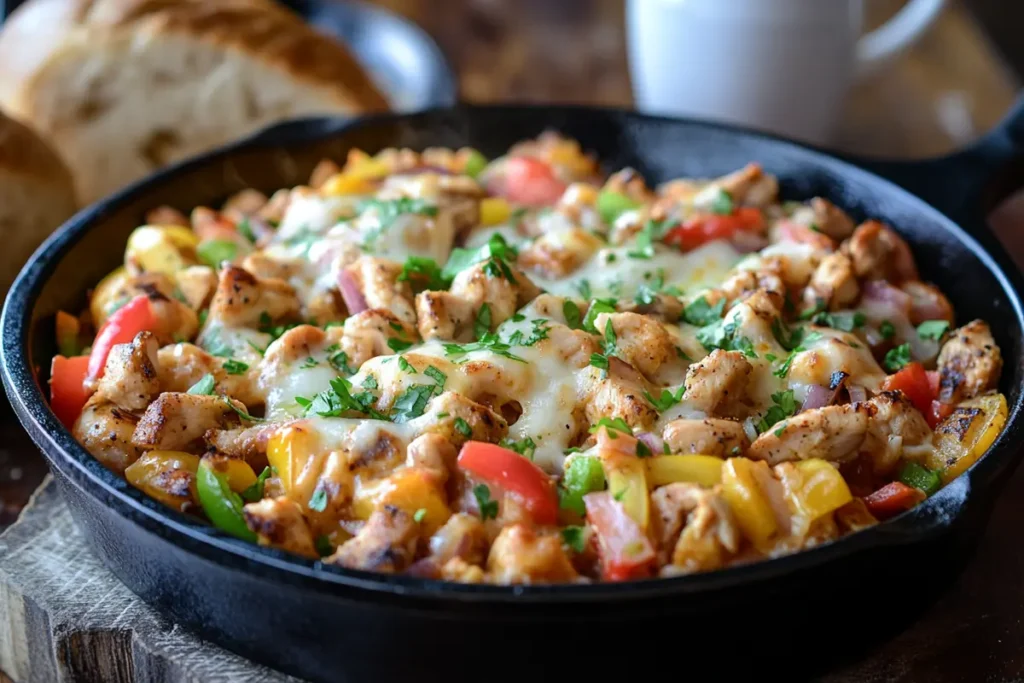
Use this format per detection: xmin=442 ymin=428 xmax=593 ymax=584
xmin=344 ymin=150 xmax=391 ymax=180
xmin=352 ymin=468 xmax=451 ymax=534
xmin=320 ymin=173 xmax=375 ymax=196
xmin=645 ymin=454 xmax=724 ymax=488
xmin=124 ymin=450 xmax=200 ymax=512
xmin=600 ymin=451 xmax=649 ymax=530
xmin=200 ymin=454 xmax=257 ymax=494
xmin=777 ymin=459 xmax=852 ymax=533
xmin=90 ymin=266 xmax=131 ymax=328
xmin=125 ymin=225 xmax=199 ymax=274
xmin=928 ymin=393 xmax=1008 ymax=483
xmin=267 ymin=423 xmax=323 ymax=504
xmin=480 ymin=197 xmax=512 ymax=226
xmin=721 ymin=458 xmax=778 ymax=545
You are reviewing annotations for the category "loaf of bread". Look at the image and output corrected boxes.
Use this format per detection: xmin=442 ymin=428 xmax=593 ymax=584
xmin=0 ymin=0 xmax=389 ymax=205
xmin=0 ymin=109 xmax=77 ymax=294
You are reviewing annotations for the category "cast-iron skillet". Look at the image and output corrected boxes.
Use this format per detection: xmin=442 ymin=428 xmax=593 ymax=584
xmin=3 ymin=104 xmax=1024 ymax=682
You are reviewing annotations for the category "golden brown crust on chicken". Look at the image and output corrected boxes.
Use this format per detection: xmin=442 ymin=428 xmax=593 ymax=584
xmin=243 ymin=497 xmax=319 ymax=559
xmin=683 ymin=350 xmax=754 ymax=419
xmin=486 ymin=524 xmax=577 ymax=584
xmin=937 ymin=320 xmax=1002 ymax=403
xmin=841 ymin=220 xmax=919 ymax=283
xmin=73 ymin=395 xmax=144 ymax=474
xmin=92 ymin=331 xmax=160 ymax=409
xmin=328 ymin=505 xmax=419 ymax=573
xmin=208 ymin=265 xmax=300 ymax=328
xmin=132 ymin=392 xmax=243 ymax=452
xmin=662 ymin=418 xmax=749 ymax=457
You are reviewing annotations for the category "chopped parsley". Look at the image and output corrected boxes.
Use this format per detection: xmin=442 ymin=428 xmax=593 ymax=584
xmin=221 ymin=397 xmax=263 ymax=422
xmin=756 ymin=390 xmax=798 ymax=434
xmin=589 ymin=353 xmax=610 ymax=372
xmin=327 ymin=347 xmax=356 ymax=375
xmin=413 ymin=508 xmax=428 ymax=523
xmin=772 ymin=351 xmax=797 ymax=379
xmin=258 ymin=312 xmax=299 ymax=344
xmin=442 ymin=233 xmax=518 ymax=281
xmin=589 ymin=416 xmax=633 ymax=438
xmin=362 ymin=375 xmax=378 ymax=390
xmin=696 ymin=316 xmax=758 ymax=358
xmin=883 ymin=343 xmax=912 ymax=372
xmin=315 ymin=535 xmax=334 ymax=557
xmin=561 ymin=526 xmax=587 ymax=553
xmin=396 ymin=256 xmax=448 ymax=290
xmin=203 ymin=327 xmax=235 ymax=358
xmin=709 ymin=188 xmax=735 ymax=215
xmin=563 ymin=300 xmax=583 ymax=329
xmin=627 ymin=219 xmax=671 ymax=260
xmin=197 ymin=239 xmax=237 ymax=268
xmin=295 ymin=376 xmax=385 ymax=420
xmin=299 ymin=356 xmax=319 ymax=369
xmin=682 ymin=296 xmax=726 ymax=326
xmin=582 ymin=298 xmax=617 ymax=333
xmin=810 ymin=310 xmax=866 ymax=332
xmin=474 ymin=303 xmax=492 ymax=340
xmin=500 ymin=436 xmax=537 ymax=461
xmin=424 ymin=365 xmax=447 ymax=391
xmin=241 ymin=466 xmax=271 ymax=503
xmin=390 ymin=384 xmax=435 ymax=423
xmin=387 ymin=337 xmax=413 ymax=353
xmin=308 ymin=487 xmax=328 ymax=512
xmin=575 ymin=279 xmax=593 ymax=300
xmin=187 ymin=374 xmax=216 ymax=396
xmin=644 ymin=386 xmax=685 ymax=412
xmin=771 ymin=318 xmax=806 ymax=351
xmin=453 ymin=417 xmax=472 ymax=437
xmin=443 ymin=332 xmax=526 ymax=363
xmin=222 ymin=359 xmax=249 ymax=375
xmin=473 ymin=484 xmax=499 ymax=520
xmin=397 ymin=356 xmax=417 ymax=373
xmin=917 ymin=320 xmax=950 ymax=340
xmin=634 ymin=270 xmax=683 ymax=306
xmin=879 ymin=320 xmax=896 ymax=340
xmin=236 ymin=217 xmax=257 ymax=244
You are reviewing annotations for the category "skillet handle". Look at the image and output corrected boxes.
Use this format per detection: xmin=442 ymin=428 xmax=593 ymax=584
xmin=844 ymin=95 xmax=1024 ymax=237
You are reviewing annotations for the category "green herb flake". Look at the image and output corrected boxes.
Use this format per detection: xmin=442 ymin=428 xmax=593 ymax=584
xmin=917 ymin=320 xmax=950 ymax=341
xmin=424 ymin=365 xmax=447 ymax=391
xmin=397 ymin=256 xmax=448 ymax=290
xmin=879 ymin=320 xmax=896 ymax=340
xmin=883 ymin=343 xmax=912 ymax=372
xmin=197 ymin=239 xmax=237 ymax=268
xmin=454 ymin=417 xmax=472 ymax=437
xmin=442 ymin=233 xmax=518 ymax=281
xmin=397 ymin=356 xmax=417 ymax=374
xmin=473 ymin=484 xmax=499 ymax=520
xmin=241 ymin=466 xmax=271 ymax=503
xmin=187 ymin=374 xmax=216 ymax=396
xmin=589 ymin=416 xmax=633 ymax=438
xmin=413 ymin=508 xmax=428 ymax=523
xmin=563 ymin=300 xmax=583 ymax=330
xmin=309 ymin=487 xmax=328 ymax=512
xmin=683 ymin=296 xmax=726 ymax=326
xmin=757 ymin=390 xmax=798 ymax=434
xmin=387 ymin=337 xmax=413 ymax=353
xmin=474 ymin=303 xmax=492 ymax=340
xmin=390 ymin=384 xmax=435 ymax=423
xmin=222 ymin=359 xmax=249 ymax=375
xmin=644 ymin=386 xmax=685 ymax=412
xmin=561 ymin=526 xmax=587 ymax=553
xmin=709 ymin=188 xmax=735 ymax=215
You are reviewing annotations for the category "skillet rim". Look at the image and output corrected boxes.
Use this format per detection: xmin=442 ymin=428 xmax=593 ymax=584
xmin=3 ymin=103 xmax=1023 ymax=604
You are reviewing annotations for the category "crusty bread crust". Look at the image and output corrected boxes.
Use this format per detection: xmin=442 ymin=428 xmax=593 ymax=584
xmin=0 ymin=0 xmax=388 ymax=113
xmin=0 ymin=110 xmax=77 ymax=293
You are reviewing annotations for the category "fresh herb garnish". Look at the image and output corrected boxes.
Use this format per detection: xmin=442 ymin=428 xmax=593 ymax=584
xmin=187 ymin=374 xmax=216 ymax=396
xmin=879 ymin=320 xmax=896 ymax=340
xmin=561 ymin=526 xmax=587 ymax=553
xmin=258 ymin=312 xmax=298 ymax=344
xmin=390 ymin=384 xmax=435 ymax=423
xmin=424 ymin=365 xmax=447 ymax=391
xmin=397 ymin=356 xmax=417 ymax=373
xmin=442 ymin=233 xmax=518 ymax=281
xmin=563 ymin=300 xmax=583 ymax=329
xmin=917 ymin=320 xmax=950 ymax=341
xmin=474 ymin=303 xmax=492 ymax=340
xmin=397 ymin=256 xmax=448 ymax=290
xmin=387 ymin=337 xmax=413 ymax=353
xmin=473 ymin=484 xmax=499 ymax=520
xmin=757 ymin=390 xmax=798 ymax=434
xmin=222 ymin=359 xmax=249 ymax=375
xmin=453 ymin=417 xmax=472 ymax=437
xmin=582 ymin=298 xmax=617 ymax=333
xmin=500 ymin=436 xmax=537 ymax=461
xmin=197 ymin=239 xmax=237 ymax=268
xmin=413 ymin=508 xmax=428 ymax=523
xmin=683 ymin=296 xmax=726 ymax=326
xmin=295 ymin=376 xmax=385 ymax=419
xmin=883 ymin=343 xmax=912 ymax=372
xmin=309 ymin=487 xmax=328 ymax=512
xmin=811 ymin=310 xmax=867 ymax=332
xmin=443 ymin=333 xmax=526 ymax=363
xmin=696 ymin=316 xmax=758 ymax=358
xmin=241 ymin=466 xmax=271 ymax=503
xmin=575 ymin=279 xmax=592 ymax=300
xmin=627 ymin=219 xmax=671 ymax=260
xmin=709 ymin=188 xmax=734 ymax=215
xmin=644 ymin=386 xmax=685 ymax=412
xmin=359 ymin=198 xmax=438 ymax=250
xmin=299 ymin=356 xmax=320 ymax=369
xmin=327 ymin=348 xmax=356 ymax=375
xmin=589 ymin=416 xmax=633 ymax=438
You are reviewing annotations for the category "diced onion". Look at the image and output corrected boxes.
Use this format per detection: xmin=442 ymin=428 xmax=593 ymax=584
xmin=742 ymin=418 xmax=759 ymax=443
xmin=337 ymin=270 xmax=368 ymax=315
xmin=801 ymin=384 xmax=835 ymax=411
xmin=848 ymin=385 xmax=868 ymax=403
xmin=636 ymin=431 xmax=665 ymax=455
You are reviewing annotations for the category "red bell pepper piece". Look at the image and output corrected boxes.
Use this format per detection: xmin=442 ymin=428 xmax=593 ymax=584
xmin=86 ymin=295 xmax=156 ymax=382
xmin=584 ymin=491 xmax=655 ymax=581
xmin=862 ymin=481 xmax=926 ymax=519
xmin=457 ymin=441 xmax=559 ymax=525
xmin=882 ymin=362 xmax=934 ymax=416
xmin=662 ymin=207 xmax=765 ymax=251
xmin=496 ymin=157 xmax=567 ymax=207
xmin=927 ymin=400 xmax=955 ymax=430
xmin=50 ymin=355 xmax=91 ymax=428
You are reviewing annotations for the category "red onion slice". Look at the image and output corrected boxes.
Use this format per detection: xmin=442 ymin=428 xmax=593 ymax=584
xmin=848 ymin=385 xmax=868 ymax=403
xmin=801 ymin=384 xmax=835 ymax=411
xmin=636 ymin=431 xmax=665 ymax=455
xmin=730 ymin=229 xmax=769 ymax=253
xmin=336 ymin=269 xmax=368 ymax=315
xmin=862 ymin=280 xmax=912 ymax=311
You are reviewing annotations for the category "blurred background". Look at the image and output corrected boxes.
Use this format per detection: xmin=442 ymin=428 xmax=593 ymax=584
xmin=0 ymin=0 xmax=1021 ymax=525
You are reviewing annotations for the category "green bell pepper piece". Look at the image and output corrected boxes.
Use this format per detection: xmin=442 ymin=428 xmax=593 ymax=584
xmin=596 ymin=190 xmax=640 ymax=225
xmin=559 ymin=455 xmax=606 ymax=515
xmin=197 ymin=460 xmax=257 ymax=541
xmin=463 ymin=149 xmax=488 ymax=179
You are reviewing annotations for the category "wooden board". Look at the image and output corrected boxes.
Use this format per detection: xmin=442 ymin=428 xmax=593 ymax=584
xmin=0 ymin=479 xmax=298 ymax=683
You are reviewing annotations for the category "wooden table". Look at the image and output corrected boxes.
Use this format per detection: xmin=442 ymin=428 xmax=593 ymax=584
xmin=2 ymin=1 xmax=1023 ymax=681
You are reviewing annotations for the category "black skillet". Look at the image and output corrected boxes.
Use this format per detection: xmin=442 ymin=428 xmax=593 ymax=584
xmin=3 ymin=104 xmax=1024 ymax=682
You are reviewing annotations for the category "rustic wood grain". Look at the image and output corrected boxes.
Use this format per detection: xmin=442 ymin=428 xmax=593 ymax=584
xmin=0 ymin=479 xmax=298 ymax=683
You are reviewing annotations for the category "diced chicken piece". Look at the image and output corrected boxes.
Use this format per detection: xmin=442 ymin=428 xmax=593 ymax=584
xmin=344 ymin=256 xmax=416 ymax=324
xmin=208 ymin=265 xmax=301 ymax=328
xmin=804 ymin=253 xmax=859 ymax=311
xmin=415 ymin=290 xmax=474 ymax=342
xmin=862 ymin=391 xmax=933 ymax=474
xmin=581 ymin=361 xmax=659 ymax=433
xmin=683 ymin=350 xmax=754 ymax=419
xmin=92 ymin=331 xmax=160 ymax=410
xmin=650 ymin=483 xmax=740 ymax=572
xmin=486 ymin=524 xmax=577 ymax=584
xmin=747 ymin=403 xmax=871 ymax=465
xmin=787 ymin=332 xmax=887 ymax=395
xmin=808 ymin=198 xmax=856 ymax=240
xmin=710 ymin=163 xmax=779 ymax=208
xmin=937 ymin=320 xmax=1002 ymax=403
xmin=157 ymin=343 xmax=263 ymax=407
xmin=73 ymin=396 xmax=144 ymax=475
xmin=405 ymin=433 xmax=458 ymax=483
xmin=901 ymin=280 xmax=954 ymax=326
xmin=428 ymin=512 xmax=489 ymax=566
xmin=594 ymin=312 xmax=687 ymax=385
xmin=101 ymin=272 xmax=199 ymax=344
xmin=259 ymin=189 xmax=292 ymax=225
xmin=241 ymin=252 xmax=304 ymax=282
xmin=339 ymin=309 xmax=418 ymax=368
xmin=132 ymin=393 xmax=244 ymax=452
xmin=222 ymin=189 xmax=269 ymax=222
xmin=206 ymin=423 xmax=280 ymax=472
xmin=243 ymin=497 xmax=318 ymax=559
xmin=517 ymin=226 xmax=603 ymax=278
xmin=713 ymin=269 xmax=787 ymax=311
xmin=841 ymin=220 xmax=919 ymax=283
xmin=419 ymin=392 xmax=509 ymax=447
xmin=328 ymin=506 xmax=419 ymax=573
xmin=439 ymin=557 xmax=487 ymax=583
xmin=174 ymin=265 xmax=218 ymax=311
xmin=309 ymin=159 xmax=342 ymax=189
xmin=662 ymin=418 xmax=750 ymax=457
xmin=603 ymin=167 xmax=654 ymax=203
